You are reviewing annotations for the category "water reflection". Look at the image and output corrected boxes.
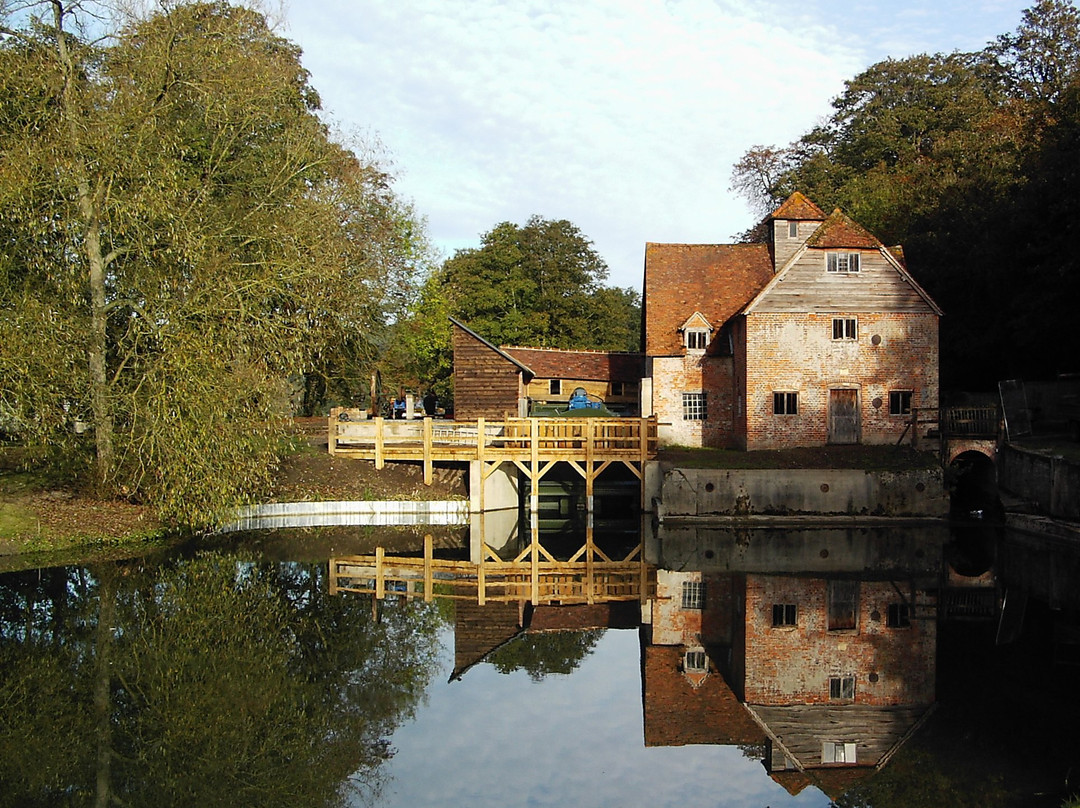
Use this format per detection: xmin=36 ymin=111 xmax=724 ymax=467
xmin=1 ymin=518 xmax=1079 ymax=807
xmin=0 ymin=555 xmax=443 ymax=808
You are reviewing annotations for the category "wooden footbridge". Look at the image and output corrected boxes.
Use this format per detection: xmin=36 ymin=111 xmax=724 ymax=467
xmin=328 ymin=410 xmax=659 ymax=510
xmin=330 ymin=529 xmax=656 ymax=606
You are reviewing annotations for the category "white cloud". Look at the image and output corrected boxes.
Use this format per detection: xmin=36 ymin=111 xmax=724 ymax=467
xmin=284 ymin=0 xmax=1037 ymax=290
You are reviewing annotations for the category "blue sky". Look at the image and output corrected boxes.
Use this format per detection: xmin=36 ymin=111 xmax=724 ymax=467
xmin=372 ymin=627 xmax=830 ymax=808
xmin=284 ymin=1 xmax=1042 ymax=291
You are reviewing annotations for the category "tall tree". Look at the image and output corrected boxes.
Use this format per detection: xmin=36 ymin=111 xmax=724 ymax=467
xmin=401 ymin=216 xmax=641 ymax=407
xmin=729 ymin=1 xmax=1080 ymax=388
xmin=0 ymin=2 xmax=427 ymax=523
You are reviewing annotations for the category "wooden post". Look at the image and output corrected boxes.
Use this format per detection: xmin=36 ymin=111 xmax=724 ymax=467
xmin=477 ymin=417 xmax=486 ymax=513
xmin=329 ymin=559 xmax=338 ymax=595
xmin=586 ymin=421 xmax=595 ymax=512
xmin=530 ymin=418 xmax=539 ymax=514
xmin=530 ymin=513 xmax=539 ymax=605
xmin=424 ymin=534 xmax=433 ymax=602
xmin=375 ymin=546 xmax=385 ymax=600
xmin=374 ymin=416 xmax=385 ymax=469
xmin=423 ymin=417 xmax=433 ymax=485
xmin=586 ymin=519 xmax=595 ymax=605
xmin=328 ymin=408 xmax=338 ymax=456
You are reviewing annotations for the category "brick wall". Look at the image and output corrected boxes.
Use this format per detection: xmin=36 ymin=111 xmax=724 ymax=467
xmin=651 ymin=355 xmax=736 ymax=447
xmin=742 ymin=575 xmax=936 ymax=706
xmin=744 ymin=312 xmax=939 ymax=450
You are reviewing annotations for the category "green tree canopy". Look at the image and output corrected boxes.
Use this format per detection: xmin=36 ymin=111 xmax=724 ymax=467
xmin=0 ymin=1 xmax=429 ymax=524
xmin=729 ymin=0 xmax=1080 ymax=388
xmin=400 ymin=216 xmax=641 ymax=406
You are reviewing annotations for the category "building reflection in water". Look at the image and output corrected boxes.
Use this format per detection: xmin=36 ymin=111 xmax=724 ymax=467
xmin=641 ymin=524 xmax=951 ymax=799
xmin=334 ymin=514 xmax=1019 ymax=801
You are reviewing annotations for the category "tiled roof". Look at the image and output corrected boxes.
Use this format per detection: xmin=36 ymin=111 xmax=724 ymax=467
xmin=643 ymin=243 xmax=773 ymax=355
xmin=804 ymin=209 xmax=883 ymax=249
xmin=769 ymin=191 xmax=827 ymax=221
xmin=501 ymin=346 xmax=643 ymax=381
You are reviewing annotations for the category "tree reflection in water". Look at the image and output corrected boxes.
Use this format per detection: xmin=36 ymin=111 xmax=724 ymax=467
xmin=0 ymin=554 xmax=444 ymax=808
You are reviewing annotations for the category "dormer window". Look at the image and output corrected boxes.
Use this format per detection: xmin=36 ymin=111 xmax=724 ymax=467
xmin=685 ymin=329 xmax=708 ymax=350
xmin=827 ymin=252 xmax=861 ymax=273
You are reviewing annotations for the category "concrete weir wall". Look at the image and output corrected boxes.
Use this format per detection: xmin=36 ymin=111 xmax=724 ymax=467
xmin=653 ymin=465 xmax=947 ymax=519
xmin=998 ymin=444 xmax=1080 ymax=520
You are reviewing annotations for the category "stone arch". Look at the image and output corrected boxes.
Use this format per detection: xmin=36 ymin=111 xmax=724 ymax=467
xmin=948 ymin=449 xmax=1001 ymax=516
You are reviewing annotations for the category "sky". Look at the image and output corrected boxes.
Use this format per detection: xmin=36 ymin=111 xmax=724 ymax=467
xmin=373 ymin=627 xmax=831 ymax=808
xmin=283 ymin=0 xmax=1041 ymax=292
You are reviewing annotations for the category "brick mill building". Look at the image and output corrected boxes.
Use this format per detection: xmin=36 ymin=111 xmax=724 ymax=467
xmin=643 ymin=192 xmax=942 ymax=449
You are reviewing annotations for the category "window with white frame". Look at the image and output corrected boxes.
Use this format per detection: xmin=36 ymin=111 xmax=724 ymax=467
xmin=829 ymin=675 xmax=856 ymax=700
xmin=684 ymin=648 xmax=707 ymax=672
xmin=827 ymin=252 xmax=861 ymax=273
xmin=889 ymin=390 xmax=913 ymax=416
xmin=685 ymin=329 xmax=709 ymax=350
xmin=683 ymin=392 xmax=706 ymax=421
xmin=822 ymin=742 xmax=858 ymax=764
xmin=773 ymin=391 xmax=798 ymax=415
xmin=681 ymin=580 xmax=704 ymax=610
xmin=832 ymin=317 xmax=857 ymax=340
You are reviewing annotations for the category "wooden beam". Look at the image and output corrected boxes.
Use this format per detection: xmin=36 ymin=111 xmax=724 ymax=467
xmin=423 ymin=417 xmax=433 ymax=485
xmin=374 ymin=417 xmax=385 ymax=469
xmin=424 ymin=533 xmax=433 ymax=602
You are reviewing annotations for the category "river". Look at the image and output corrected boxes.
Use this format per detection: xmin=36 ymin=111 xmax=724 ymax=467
xmin=1 ymin=518 xmax=1077 ymax=807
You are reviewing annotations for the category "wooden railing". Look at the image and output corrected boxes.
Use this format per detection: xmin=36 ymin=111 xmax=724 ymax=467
xmin=941 ymin=405 xmax=1000 ymax=438
xmin=329 ymin=411 xmax=659 ymax=467
xmin=330 ymin=535 xmax=655 ymax=606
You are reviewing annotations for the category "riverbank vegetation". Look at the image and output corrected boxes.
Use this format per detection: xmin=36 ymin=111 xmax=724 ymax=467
xmin=3 ymin=1 xmax=1079 ymax=538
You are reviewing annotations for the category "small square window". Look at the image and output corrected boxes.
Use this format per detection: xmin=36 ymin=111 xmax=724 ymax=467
xmin=829 ymin=676 xmax=855 ymax=700
xmin=549 ymin=379 xmax=562 ymax=396
xmin=772 ymin=603 xmax=797 ymax=626
xmin=683 ymin=392 xmax=706 ymax=421
xmin=681 ymin=580 xmax=704 ymax=610
xmin=685 ymin=329 xmax=708 ymax=350
xmin=888 ymin=603 xmax=911 ymax=628
xmin=889 ymin=391 xmax=912 ymax=416
xmin=823 ymin=742 xmax=858 ymax=764
xmin=832 ymin=317 xmax=857 ymax=340
xmin=610 ymin=381 xmax=624 ymax=396
xmin=827 ymin=252 xmax=861 ymax=273
xmin=773 ymin=392 xmax=798 ymax=415
xmin=685 ymin=649 xmax=707 ymax=671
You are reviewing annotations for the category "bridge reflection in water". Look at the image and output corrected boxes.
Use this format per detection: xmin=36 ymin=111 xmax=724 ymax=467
xmin=330 ymin=517 xmax=1059 ymax=800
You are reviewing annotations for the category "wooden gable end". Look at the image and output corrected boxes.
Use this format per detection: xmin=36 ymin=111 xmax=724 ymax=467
xmin=747 ymin=248 xmax=939 ymax=314
xmin=451 ymin=322 xmax=526 ymax=420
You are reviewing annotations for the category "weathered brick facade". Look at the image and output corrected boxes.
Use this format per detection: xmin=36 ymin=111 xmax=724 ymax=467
xmin=741 ymin=575 xmax=936 ymax=707
xmin=644 ymin=193 xmax=942 ymax=451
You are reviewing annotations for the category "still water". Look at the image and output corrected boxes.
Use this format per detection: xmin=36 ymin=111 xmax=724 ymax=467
xmin=1 ymin=519 xmax=1078 ymax=808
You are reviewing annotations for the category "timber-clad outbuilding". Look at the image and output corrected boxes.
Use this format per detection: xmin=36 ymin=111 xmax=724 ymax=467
xmin=450 ymin=317 xmax=643 ymax=419
xmin=643 ymin=192 xmax=942 ymax=450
